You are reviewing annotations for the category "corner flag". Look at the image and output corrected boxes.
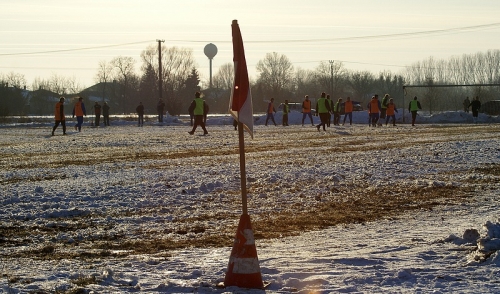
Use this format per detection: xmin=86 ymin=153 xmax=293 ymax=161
xmin=224 ymin=20 xmax=264 ymax=290
xmin=229 ymin=19 xmax=253 ymax=139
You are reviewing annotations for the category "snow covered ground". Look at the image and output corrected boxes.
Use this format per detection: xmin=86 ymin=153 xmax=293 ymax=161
xmin=1 ymin=110 xmax=500 ymax=293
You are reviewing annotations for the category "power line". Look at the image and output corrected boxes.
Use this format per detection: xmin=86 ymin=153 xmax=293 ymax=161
xmin=166 ymin=22 xmax=500 ymax=44
xmin=0 ymin=66 xmax=95 ymax=70
xmin=1 ymin=23 xmax=499 ymax=57
xmin=0 ymin=40 xmax=155 ymax=57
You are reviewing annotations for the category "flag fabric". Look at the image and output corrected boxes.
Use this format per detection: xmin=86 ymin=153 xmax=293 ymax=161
xmin=229 ymin=20 xmax=254 ymax=139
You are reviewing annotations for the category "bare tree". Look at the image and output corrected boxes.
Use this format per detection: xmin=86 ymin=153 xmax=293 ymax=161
xmin=404 ymin=61 xmax=425 ymax=85
xmin=483 ymin=50 xmax=500 ymax=84
xmin=95 ymin=60 xmax=113 ymax=86
xmin=111 ymin=56 xmax=136 ymax=82
xmin=3 ymin=72 xmax=27 ymax=89
xmin=314 ymin=60 xmax=346 ymax=97
xmin=31 ymin=77 xmax=50 ymax=91
xmin=163 ymin=47 xmax=195 ymax=92
xmin=422 ymin=56 xmax=436 ymax=83
xmin=212 ymin=63 xmax=234 ymax=91
xmin=110 ymin=56 xmax=138 ymax=112
xmin=481 ymin=50 xmax=500 ymax=101
xmin=48 ymin=74 xmax=66 ymax=94
xmin=64 ymin=76 xmax=84 ymax=94
xmin=94 ymin=60 xmax=114 ymax=111
xmin=294 ymin=68 xmax=317 ymax=102
xmin=347 ymin=71 xmax=375 ymax=103
xmin=447 ymin=56 xmax=463 ymax=85
xmin=462 ymin=54 xmax=477 ymax=84
xmin=208 ymin=63 xmax=234 ymax=111
xmin=140 ymin=44 xmax=196 ymax=114
xmin=434 ymin=59 xmax=448 ymax=84
xmin=140 ymin=45 xmax=157 ymax=75
xmin=162 ymin=47 xmax=196 ymax=114
xmin=256 ymin=52 xmax=294 ymax=101
xmin=31 ymin=74 xmax=83 ymax=95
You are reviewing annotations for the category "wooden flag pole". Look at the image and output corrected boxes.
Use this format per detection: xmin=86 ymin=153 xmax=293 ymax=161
xmin=224 ymin=20 xmax=264 ymax=289
xmin=238 ymin=121 xmax=248 ymax=215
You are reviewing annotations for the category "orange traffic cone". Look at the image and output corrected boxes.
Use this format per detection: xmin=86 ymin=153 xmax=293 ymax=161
xmin=224 ymin=214 xmax=264 ymax=289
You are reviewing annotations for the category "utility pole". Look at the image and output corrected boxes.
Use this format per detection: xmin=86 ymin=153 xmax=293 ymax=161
xmin=329 ymin=60 xmax=334 ymax=96
xmin=157 ymin=39 xmax=165 ymax=100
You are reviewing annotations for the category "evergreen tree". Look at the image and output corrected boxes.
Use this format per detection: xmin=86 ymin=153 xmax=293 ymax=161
xmin=178 ymin=68 xmax=200 ymax=114
xmin=139 ymin=64 xmax=158 ymax=113
xmin=0 ymin=84 xmax=27 ymax=116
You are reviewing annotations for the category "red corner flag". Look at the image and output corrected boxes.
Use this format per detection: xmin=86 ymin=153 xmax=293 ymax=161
xmin=229 ymin=19 xmax=254 ymax=139
xmin=224 ymin=20 xmax=264 ymax=290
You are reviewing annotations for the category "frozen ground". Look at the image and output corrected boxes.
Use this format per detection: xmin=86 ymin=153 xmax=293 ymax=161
xmin=1 ymin=110 xmax=500 ymax=293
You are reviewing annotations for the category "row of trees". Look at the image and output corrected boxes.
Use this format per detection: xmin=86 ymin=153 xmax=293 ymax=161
xmin=209 ymin=54 xmax=407 ymax=113
xmin=401 ymin=50 xmax=500 ymax=113
xmin=211 ymin=50 xmax=499 ymax=114
xmin=1 ymin=47 xmax=499 ymax=116
xmin=92 ymin=46 xmax=201 ymax=116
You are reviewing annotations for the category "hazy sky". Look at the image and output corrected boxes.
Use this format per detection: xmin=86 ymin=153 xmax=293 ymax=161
xmin=1 ymin=0 xmax=499 ymax=89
